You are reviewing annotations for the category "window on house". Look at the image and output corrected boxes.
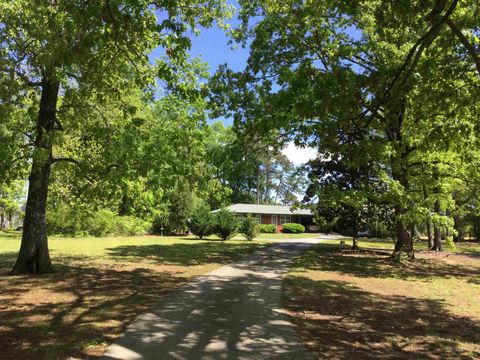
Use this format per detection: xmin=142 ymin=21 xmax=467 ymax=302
xmin=272 ymin=215 xmax=277 ymax=226
xmin=255 ymin=214 xmax=261 ymax=224
xmin=280 ymin=215 xmax=291 ymax=225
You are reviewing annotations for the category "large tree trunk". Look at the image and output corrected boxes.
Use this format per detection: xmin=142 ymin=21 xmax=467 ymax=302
xmin=394 ymin=205 xmax=413 ymax=254
xmin=385 ymin=98 xmax=414 ymax=258
xmin=11 ymin=78 xmax=59 ymax=275
xmin=392 ymin=147 xmax=413 ymax=257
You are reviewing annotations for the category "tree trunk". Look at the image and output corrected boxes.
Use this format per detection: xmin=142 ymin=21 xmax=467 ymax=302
xmin=387 ymin=98 xmax=414 ymax=259
xmin=392 ymin=170 xmax=413 ymax=257
xmin=453 ymin=214 xmax=464 ymax=243
xmin=410 ymin=223 xmax=416 ymax=241
xmin=0 ymin=210 xmax=5 ymax=230
xmin=426 ymin=217 xmax=433 ymax=248
xmin=431 ymin=199 xmax=442 ymax=251
xmin=422 ymin=184 xmax=433 ymax=248
xmin=475 ymin=216 xmax=480 ymax=243
xmin=394 ymin=205 xmax=413 ymax=255
xmin=430 ymin=168 xmax=442 ymax=251
xmin=351 ymin=236 xmax=359 ymax=250
xmin=351 ymin=220 xmax=359 ymax=250
xmin=7 ymin=213 xmax=13 ymax=230
xmin=11 ymin=78 xmax=59 ymax=275
xmin=256 ymin=165 xmax=260 ymax=205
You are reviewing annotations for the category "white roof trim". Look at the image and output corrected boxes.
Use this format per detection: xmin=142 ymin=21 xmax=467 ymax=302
xmin=214 ymin=203 xmax=313 ymax=216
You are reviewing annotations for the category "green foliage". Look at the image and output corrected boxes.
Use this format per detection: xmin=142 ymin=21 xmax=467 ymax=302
xmin=258 ymin=224 xmax=276 ymax=233
xmin=188 ymin=202 xmax=214 ymax=239
xmin=239 ymin=214 xmax=259 ymax=241
xmin=281 ymin=223 xmax=305 ymax=234
xmin=214 ymin=208 xmax=238 ymax=241
xmin=164 ymin=184 xmax=194 ymax=235
xmin=212 ymin=0 xmax=480 ymax=255
xmin=392 ymin=247 xmax=415 ymax=265
xmin=445 ymin=236 xmax=456 ymax=251
xmin=0 ymin=181 xmax=25 ymax=229
xmin=48 ymin=206 xmax=150 ymax=237
xmin=204 ymin=122 xmax=306 ymax=206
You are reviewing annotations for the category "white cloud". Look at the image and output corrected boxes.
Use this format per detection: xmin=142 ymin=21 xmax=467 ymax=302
xmin=282 ymin=142 xmax=317 ymax=165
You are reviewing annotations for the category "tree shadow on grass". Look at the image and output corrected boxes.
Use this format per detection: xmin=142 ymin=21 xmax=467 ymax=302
xmin=106 ymin=242 xmax=266 ymax=266
xmin=284 ymin=277 xmax=480 ymax=359
xmin=294 ymin=243 xmax=480 ymax=281
xmin=0 ymin=256 xmax=186 ymax=360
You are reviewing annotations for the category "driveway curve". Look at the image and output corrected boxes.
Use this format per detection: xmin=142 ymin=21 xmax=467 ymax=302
xmin=102 ymin=237 xmax=336 ymax=360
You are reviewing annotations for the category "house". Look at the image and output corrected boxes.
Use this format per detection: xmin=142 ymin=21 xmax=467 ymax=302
xmin=219 ymin=203 xmax=315 ymax=233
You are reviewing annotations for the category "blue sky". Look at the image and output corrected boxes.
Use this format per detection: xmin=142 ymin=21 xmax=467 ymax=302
xmin=150 ymin=3 xmax=318 ymax=164
xmin=189 ymin=23 xmax=249 ymax=74
xmin=150 ymin=2 xmax=247 ymax=126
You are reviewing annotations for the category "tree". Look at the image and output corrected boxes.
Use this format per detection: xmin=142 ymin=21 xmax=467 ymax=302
xmin=0 ymin=0 xmax=230 ymax=274
xmin=0 ymin=182 xmax=25 ymax=230
xmin=188 ymin=202 xmax=214 ymax=239
xmin=239 ymin=214 xmax=259 ymax=241
xmin=205 ymin=122 xmax=306 ymax=205
xmin=214 ymin=208 xmax=238 ymax=241
xmin=210 ymin=0 xmax=480 ymax=259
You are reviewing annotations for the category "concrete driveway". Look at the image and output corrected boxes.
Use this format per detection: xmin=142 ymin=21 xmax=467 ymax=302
xmin=102 ymin=236 xmax=337 ymax=360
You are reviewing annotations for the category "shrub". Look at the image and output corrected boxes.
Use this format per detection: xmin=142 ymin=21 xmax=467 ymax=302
xmin=47 ymin=206 xmax=150 ymax=237
xmin=282 ymin=223 xmax=305 ymax=233
xmin=240 ymin=214 xmax=259 ymax=241
xmin=188 ymin=202 xmax=214 ymax=239
xmin=115 ymin=216 xmax=151 ymax=236
xmin=214 ymin=208 xmax=238 ymax=241
xmin=445 ymin=235 xmax=456 ymax=250
xmin=85 ymin=209 xmax=118 ymax=237
xmin=258 ymin=224 xmax=276 ymax=233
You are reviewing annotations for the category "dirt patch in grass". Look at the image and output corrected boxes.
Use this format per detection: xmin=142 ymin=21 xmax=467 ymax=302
xmin=283 ymin=242 xmax=480 ymax=359
xmin=0 ymin=237 xmax=267 ymax=360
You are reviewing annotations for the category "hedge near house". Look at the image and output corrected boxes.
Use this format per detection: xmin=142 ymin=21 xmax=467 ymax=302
xmin=282 ymin=223 xmax=305 ymax=234
xmin=258 ymin=224 xmax=276 ymax=233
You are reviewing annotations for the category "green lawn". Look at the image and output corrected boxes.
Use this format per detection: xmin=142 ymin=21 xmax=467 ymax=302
xmin=0 ymin=232 xmax=272 ymax=265
xmin=283 ymin=238 xmax=480 ymax=359
xmin=0 ymin=232 xmax=269 ymax=360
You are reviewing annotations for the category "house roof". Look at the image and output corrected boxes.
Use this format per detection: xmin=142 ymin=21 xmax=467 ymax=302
xmin=217 ymin=203 xmax=313 ymax=216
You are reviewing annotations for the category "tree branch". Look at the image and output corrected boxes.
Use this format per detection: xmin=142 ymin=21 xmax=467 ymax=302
xmin=445 ymin=18 xmax=480 ymax=76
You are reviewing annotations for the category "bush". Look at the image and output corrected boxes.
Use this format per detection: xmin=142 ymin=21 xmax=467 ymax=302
xmin=445 ymin=235 xmax=456 ymax=250
xmin=188 ymin=202 xmax=214 ymax=239
xmin=240 ymin=214 xmax=259 ymax=241
xmin=85 ymin=210 xmax=150 ymax=237
xmin=47 ymin=203 xmax=90 ymax=236
xmin=214 ymin=208 xmax=238 ymax=241
xmin=282 ymin=223 xmax=305 ymax=233
xmin=115 ymin=216 xmax=151 ymax=236
xmin=258 ymin=224 xmax=276 ymax=233
xmin=47 ymin=206 xmax=150 ymax=237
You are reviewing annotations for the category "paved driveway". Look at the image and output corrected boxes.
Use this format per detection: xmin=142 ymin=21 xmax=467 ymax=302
xmin=102 ymin=237 xmax=336 ymax=360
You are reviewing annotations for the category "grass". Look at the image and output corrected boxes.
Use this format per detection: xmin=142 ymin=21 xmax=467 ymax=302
xmin=0 ymin=231 xmax=269 ymax=360
xmin=283 ymin=238 xmax=480 ymax=359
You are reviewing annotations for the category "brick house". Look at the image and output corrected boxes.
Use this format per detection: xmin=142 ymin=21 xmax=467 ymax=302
xmin=218 ymin=203 xmax=315 ymax=233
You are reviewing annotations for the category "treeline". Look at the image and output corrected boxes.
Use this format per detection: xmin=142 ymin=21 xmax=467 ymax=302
xmin=210 ymin=0 xmax=480 ymax=257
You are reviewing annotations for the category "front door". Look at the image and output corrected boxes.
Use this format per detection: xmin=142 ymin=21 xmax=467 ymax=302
xmin=271 ymin=215 xmax=277 ymax=226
